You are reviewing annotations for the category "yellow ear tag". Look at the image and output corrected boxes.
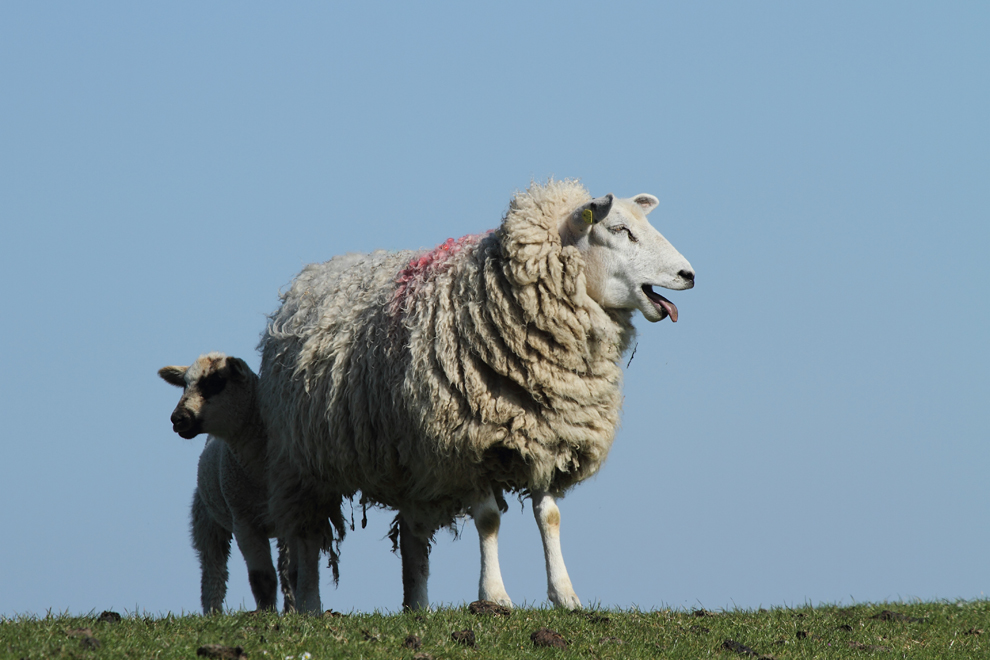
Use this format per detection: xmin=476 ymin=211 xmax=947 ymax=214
xmin=581 ymin=208 xmax=594 ymax=225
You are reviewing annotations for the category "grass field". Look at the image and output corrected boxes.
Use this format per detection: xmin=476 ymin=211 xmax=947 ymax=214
xmin=2 ymin=601 xmax=987 ymax=659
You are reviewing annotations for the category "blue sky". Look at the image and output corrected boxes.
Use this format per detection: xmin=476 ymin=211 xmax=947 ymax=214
xmin=1 ymin=2 xmax=987 ymax=616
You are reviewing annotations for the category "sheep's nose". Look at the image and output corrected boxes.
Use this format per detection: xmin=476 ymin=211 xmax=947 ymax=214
xmin=678 ymin=269 xmax=695 ymax=285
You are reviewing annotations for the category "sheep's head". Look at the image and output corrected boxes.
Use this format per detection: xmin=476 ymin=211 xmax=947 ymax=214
xmin=560 ymin=193 xmax=694 ymax=323
xmin=158 ymin=352 xmax=256 ymax=440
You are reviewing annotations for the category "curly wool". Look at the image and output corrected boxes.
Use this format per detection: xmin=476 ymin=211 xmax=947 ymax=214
xmin=259 ymin=179 xmax=635 ymax=535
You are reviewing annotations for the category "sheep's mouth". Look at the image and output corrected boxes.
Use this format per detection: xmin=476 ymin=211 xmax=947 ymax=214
xmin=642 ymin=285 xmax=678 ymax=322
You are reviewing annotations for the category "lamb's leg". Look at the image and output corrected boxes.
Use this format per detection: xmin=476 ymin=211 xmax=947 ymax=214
xmin=293 ymin=535 xmax=323 ymax=614
xmin=532 ymin=491 xmax=581 ymax=610
xmin=398 ymin=514 xmax=430 ymax=610
xmin=470 ymin=492 xmax=512 ymax=607
xmin=191 ymin=489 xmax=232 ymax=614
xmin=232 ymin=522 xmax=278 ymax=611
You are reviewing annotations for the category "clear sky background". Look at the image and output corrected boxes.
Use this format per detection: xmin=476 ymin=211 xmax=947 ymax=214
xmin=1 ymin=2 xmax=987 ymax=617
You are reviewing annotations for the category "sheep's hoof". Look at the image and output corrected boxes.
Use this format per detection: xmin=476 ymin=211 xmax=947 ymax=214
xmin=550 ymin=591 xmax=582 ymax=611
xmin=479 ymin=589 xmax=513 ymax=610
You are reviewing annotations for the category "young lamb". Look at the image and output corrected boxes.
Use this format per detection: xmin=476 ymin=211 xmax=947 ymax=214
xmin=159 ymin=352 xmax=309 ymax=614
xmin=257 ymin=179 xmax=695 ymax=612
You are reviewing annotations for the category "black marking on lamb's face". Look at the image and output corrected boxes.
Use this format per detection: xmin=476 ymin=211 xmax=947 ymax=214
xmin=197 ymin=370 xmax=228 ymax=399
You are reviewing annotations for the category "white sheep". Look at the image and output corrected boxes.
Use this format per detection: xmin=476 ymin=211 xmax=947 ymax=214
xmin=159 ymin=352 xmax=343 ymax=613
xmin=257 ymin=179 xmax=695 ymax=612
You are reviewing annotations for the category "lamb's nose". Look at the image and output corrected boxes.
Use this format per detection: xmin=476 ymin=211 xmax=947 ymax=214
xmin=171 ymin=409 xmax=192 ymax=433
xmin=678 ymin=269 xmax=695 ymax=284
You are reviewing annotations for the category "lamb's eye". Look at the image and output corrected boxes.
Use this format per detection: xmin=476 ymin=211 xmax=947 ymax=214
xmin=198 ymin=372 xmax=227 ymax=399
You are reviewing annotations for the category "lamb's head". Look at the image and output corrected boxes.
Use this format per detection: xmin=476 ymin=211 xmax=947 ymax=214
xmin=158 ymin=352 xmax=257 ymax=440
xmin=560 ymin=193 xmax=695 ymax=322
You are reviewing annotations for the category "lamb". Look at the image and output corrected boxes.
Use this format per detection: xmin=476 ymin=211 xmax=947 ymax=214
xmin=159 ymin=352 xmax=326 ymax=613
xmin=257 ymin=179 xmax=695 ymax=612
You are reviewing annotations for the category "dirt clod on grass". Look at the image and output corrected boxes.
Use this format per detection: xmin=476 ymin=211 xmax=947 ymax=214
xmin=403 ymin=634 xmax=421 ymax=649
xmin=468 ymin=600 xmax=511 ymax=617
xmin=871 ymin=609 xmax=924 ymax=623
xmin=848 ymin=640 xmax=891 ymax=651
xmin=80 ymin=636 xmax=101 ymax=650
xmin=723 ymin=639 xmax=774 ymax=659
xmin=451 ymin=629 xmax=475 ymax=646
xmin=197 ymin=644 xmax=247 ymax=659
xmin=583 ymin=613 xmax=610 ymax=624
xmin=531 ymin=627 xmax=567 ymax=649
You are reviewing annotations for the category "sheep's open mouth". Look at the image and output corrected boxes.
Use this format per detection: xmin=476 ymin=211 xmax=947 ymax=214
xmin=642 ymin=285 xmax=678 ymax=322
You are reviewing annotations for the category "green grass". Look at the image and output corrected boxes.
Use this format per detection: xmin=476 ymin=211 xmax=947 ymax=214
xmin=2 ymin=601 xmax=988 ymax=659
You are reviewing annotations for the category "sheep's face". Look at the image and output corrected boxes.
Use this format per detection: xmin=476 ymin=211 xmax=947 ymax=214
xmin=158 ymin=352 xmax=256 ymax=440
xmin=560 ymin=193 xmax=694 ymax=323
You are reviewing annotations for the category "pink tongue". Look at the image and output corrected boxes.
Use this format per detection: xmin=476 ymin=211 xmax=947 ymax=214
xmin=658 ymin=298 xmax=678 ymax=323
xmin=644 ymin=286 xmax=678 ymax=322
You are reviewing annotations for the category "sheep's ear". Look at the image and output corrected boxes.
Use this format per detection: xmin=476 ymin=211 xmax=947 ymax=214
xmin=568 ymin=194 xmax=614 ymax=235
xmin=225 ymin=357 xmax=253 ymax=382
xmin=159 ymin=365 xmax=188 ymax=387
xmin=632 ymin=194 xmax=659 ymax=215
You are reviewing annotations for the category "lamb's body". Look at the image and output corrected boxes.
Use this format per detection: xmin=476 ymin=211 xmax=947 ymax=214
xmin=160 ymin=353 xmax=301 ymax=614
xmin=259 ymin=180 xmax=695 ymax=611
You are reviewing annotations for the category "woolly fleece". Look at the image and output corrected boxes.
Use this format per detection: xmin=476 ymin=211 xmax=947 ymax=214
xmin=259 ymin=180 xmax=636 ymax=537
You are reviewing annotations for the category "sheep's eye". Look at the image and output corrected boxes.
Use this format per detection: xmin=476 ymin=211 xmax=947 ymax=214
xmin=609 ymin=225 xmax=637 ymax=242
xmin=198 ymin=372 xmax=227 ymax=399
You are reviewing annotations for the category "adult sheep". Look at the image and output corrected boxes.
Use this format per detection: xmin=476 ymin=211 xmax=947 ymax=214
xmin=258 ymin=179 xmax=694 ymax=613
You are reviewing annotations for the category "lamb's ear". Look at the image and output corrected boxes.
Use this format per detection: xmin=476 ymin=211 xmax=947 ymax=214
xmin=632 ymin=194 xmax=659 ymax=215
xmin=159 ymin=365 xmax=188 ymax=387
xmin=225 ymin=357 xmax=253 ymax=382
xmin=567 ymin=194 xmax=614 ymax=234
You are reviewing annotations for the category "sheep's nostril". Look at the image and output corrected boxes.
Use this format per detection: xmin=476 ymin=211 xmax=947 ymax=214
xmin=678 ymin=269 xmax=695 ymax=283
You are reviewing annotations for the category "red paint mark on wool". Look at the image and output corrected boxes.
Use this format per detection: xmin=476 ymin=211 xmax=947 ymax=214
xmin=390 ymin=232 xmax=490 ymax=319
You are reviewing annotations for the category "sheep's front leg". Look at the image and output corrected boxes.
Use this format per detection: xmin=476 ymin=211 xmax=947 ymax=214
xmin=470 ymin=492 xmax=512 ymax=607
xmin=532 ymin=491 xmax=581 ymax=610
xmin=293 ymin=535 xmax=323 ymax=614
xmin=398 ymin=514 xmax=430 ymax=610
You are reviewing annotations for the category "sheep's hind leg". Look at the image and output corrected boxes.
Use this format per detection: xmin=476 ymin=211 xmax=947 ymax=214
xmin=191 ymin=489 xmax=232 ymax=614
xmin=532 ymin=491 xmax=582 ymax=610
xmin=470 ymin=492 xmax=512 ymax=608
xmin=232 ymin=522 xmax=278 ymax=611
xmin=398 ymin=514 xmax=430 ymax=610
